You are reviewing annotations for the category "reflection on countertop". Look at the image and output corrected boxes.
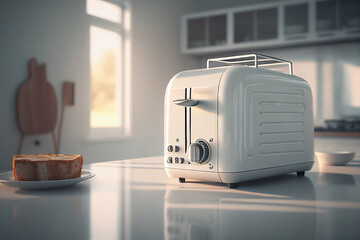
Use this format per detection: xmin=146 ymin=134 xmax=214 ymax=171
xmin=0 ymin=156 xmax=360 ymax=240
xmin=165 ymin=175 xmax=317 ymax=240
xmin=0 ymin=184 xmax=91 ymax=240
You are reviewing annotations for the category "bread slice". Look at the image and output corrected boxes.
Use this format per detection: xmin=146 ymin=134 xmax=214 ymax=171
xmin=13 ymin=154 xmax=83 ymax=181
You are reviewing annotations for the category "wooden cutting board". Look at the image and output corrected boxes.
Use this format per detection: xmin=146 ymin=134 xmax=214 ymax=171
xmin=17 ymin=58 xmax=58 ymax=134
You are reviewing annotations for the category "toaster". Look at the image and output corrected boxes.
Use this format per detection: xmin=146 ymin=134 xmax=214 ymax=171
xmin=164 ymin=54 xmax=314 ymax=188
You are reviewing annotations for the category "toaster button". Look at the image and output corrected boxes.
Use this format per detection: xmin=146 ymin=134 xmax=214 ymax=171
xmin=180 ymin=158 xmax=185 ymax=164
xmin=175 ymin=157 xmax=179 ymax=163
xmin=167 ymin=145 xmax=173 ymax=152
xmin=175 ymin=146 xmax=180 ymax=152
xmin=167 ymin=157 xmax=173 ymax=164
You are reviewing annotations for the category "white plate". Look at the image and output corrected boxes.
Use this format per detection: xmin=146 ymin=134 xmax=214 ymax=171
xmin=0 ymin=170 xmax=95 ymax=190
xmin=316 ymin=151 xmax=355 ymax=166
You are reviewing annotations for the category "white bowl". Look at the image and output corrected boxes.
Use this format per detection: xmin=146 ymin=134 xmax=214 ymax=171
xmin=316 ymin=151 xmax=355 ymax=166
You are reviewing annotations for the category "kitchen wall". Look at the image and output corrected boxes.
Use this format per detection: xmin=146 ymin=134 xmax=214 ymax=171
xmin=0 ymin=0 xmax=200 ymax=170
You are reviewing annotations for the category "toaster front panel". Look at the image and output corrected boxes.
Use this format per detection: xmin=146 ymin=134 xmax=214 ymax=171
xmin=165 ymin=68 xmax=225 ymax=174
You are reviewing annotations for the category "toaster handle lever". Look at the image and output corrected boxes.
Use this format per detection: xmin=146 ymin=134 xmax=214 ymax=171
xmin=173 ymin=99 xmax=199 ymax=107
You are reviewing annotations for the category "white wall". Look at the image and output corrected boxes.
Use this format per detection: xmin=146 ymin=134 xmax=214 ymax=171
xmin=0 ymin=0 xmax=200 ymax=170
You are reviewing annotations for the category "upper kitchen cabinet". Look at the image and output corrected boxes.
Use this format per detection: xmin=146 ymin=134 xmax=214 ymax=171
xmin=181 ymin=0 xmax=360 ymax=55
xmin=315 ymin=0 xmax=360 ymax=38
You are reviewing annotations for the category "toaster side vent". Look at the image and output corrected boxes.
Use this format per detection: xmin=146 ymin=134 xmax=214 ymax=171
xmin=258 ymin=102 xmax=305 ymax=155
xmin=259 ymin=102 xmax=305 ymax=114
xmin=245 ymin=87 xmax=307 ymax=157
xmin=259 ymin=141 xmax=304 ymax=155
xmin=259 ymin=122 xmax=304 ymax=134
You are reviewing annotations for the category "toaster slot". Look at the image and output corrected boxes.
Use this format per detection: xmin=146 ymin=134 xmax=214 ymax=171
xmin=184 ymin=88 xmax=193 ymax=153
xmin=187 ymin=107 xmax=191 ymax=148
xmin=184 ymin=88 xmax=188 ymax=152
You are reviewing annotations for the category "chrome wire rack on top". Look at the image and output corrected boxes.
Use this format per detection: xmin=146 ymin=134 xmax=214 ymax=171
xmin=207 ymin=54 xmax=293 ymax=75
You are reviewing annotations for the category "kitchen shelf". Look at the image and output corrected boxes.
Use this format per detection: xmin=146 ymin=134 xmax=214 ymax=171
xmin=315 ymin=131 xmax=360 ymax=137
xmin=181 ymin=0 xmax=360 ymax=55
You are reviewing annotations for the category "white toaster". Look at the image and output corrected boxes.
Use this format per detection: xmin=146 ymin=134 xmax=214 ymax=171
xmin=164 ymin=54 xmax=314 ymax=188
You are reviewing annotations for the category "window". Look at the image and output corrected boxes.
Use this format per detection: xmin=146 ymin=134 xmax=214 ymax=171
xmin=87 ymin=0 xmax=131 ymax=141
xmin=341 ymin=62 xmax=360 ymax=115
xmin=90 ymin=26 xmax=121 ymax=128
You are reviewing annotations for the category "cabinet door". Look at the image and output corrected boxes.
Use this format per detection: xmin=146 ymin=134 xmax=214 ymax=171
xmin=187 ymin=18 xmax=206 ymax=48
xmin=339 ymin=0 xmax=360 ymax=30
xmin=187 ymin=14 xmax=227 ymax=48
xmin=209 ymin=15 xmax=227 ymax=46
xmin=234 ymin=11 xmax=255 ymax=43
xmin=316 ymin=0 xmax=337 ymax=32
xmin=257 ymin=8 xmax=278 ymax=40
xmin=284 ymin=3 xmax=309 ymax=36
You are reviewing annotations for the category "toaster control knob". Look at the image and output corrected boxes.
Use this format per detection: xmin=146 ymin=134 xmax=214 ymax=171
xmin=188 ymin=139 xmax=211 ymax=164
xmin=167 ymin=145 xmax=173 ymax=152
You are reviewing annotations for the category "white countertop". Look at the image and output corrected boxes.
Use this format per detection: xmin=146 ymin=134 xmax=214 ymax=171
xmin=1 ymin=156 xmax=360 ymax=240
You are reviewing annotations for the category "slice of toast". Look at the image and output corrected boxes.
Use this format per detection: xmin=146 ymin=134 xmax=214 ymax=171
xmin=13 ymin=154 xmax=83 ymax=181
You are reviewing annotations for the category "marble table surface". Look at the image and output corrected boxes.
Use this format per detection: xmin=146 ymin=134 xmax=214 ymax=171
xmin=1 ymin=156 xmax=360 ymax=240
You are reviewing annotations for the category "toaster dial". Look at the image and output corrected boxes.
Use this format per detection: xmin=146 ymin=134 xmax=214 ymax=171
xmin=188 ymin=139 xmax=211 ymax=164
